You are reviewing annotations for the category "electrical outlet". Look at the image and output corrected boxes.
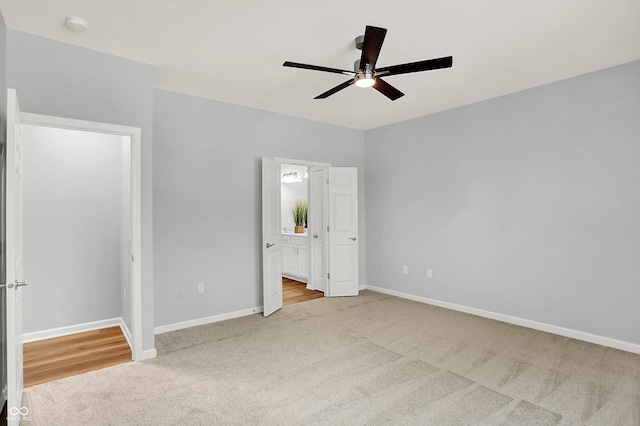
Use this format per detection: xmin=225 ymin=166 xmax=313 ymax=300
xmin=197 ymin=283 xmax=205 ymax=294
xmin=402 ymin=265 xmax=408 ymax=275
xmin=427 ymin=269 xmax=433 ymax=279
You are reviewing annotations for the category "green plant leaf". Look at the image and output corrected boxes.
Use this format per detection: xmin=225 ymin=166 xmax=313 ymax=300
xmin=291 ymin=200 xmax=308 ymax=226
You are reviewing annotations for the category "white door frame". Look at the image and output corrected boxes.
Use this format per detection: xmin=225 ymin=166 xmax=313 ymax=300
xmin=274 ymin=158 xmax=331 ymax=168
xmin=19 ymin=112 xmax=144 ymax=361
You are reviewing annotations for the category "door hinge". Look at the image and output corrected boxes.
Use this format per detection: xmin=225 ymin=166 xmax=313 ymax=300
xmin=131 ymin=255 xmax=134 ymax=262
xmin=327 ymin=225 xmax=330 ymax=232
xmin=327 ymin=273 xmax=330 ymax=279
xmin=326 ymin=178 xmax=329 ymax=185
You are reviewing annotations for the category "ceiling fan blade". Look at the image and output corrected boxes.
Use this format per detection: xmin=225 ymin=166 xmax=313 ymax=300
xmin=314 ymin=79 xmax=355 ymax=99
xmin=376 ymin=56 xmax=453 ymax=76
xmin=283 ymin=61 xmax=355 ymax=76
xmin=373 ymin=77 xmax=404 ymax=101
xmin=359 ymin=26 xmax=387 ymax=70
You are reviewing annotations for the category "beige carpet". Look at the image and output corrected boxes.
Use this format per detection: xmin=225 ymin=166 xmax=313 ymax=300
xmin=22 ymin=290 xmax=640 ymax=425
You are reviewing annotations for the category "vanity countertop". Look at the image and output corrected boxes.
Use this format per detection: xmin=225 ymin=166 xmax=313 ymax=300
xmin=282 ymin=231 xmax=308 ymax=237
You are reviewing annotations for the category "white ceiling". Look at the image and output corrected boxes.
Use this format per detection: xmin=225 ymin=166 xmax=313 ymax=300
xmin=1 ymin=1 xmax=639 ymax=130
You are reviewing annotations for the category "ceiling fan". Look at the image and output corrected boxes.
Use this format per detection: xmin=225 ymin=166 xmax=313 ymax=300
xmin=283 ymin=25 xmax=453 ymax=101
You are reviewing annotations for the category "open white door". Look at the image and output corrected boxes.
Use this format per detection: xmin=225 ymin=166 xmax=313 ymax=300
xmin=262 ymin=158 xmax=282 ymax=316
xmin=5 ymin=89 xmax=27 ymax=425
xmin=308 ymin=166 xmax=328 ymax=292
xmin=327 ymin=167 xmax=358 ymax=297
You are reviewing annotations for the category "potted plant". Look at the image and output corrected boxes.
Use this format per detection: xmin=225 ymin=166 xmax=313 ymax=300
xmin=292 ymin=200 xmax=307 ymax=233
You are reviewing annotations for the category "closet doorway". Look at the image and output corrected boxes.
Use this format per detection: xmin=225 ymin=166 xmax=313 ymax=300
xmin=19 ymin=113 xmax=143 ymax=360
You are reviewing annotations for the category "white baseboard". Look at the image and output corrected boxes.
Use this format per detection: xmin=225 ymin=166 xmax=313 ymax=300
xmin=365 ymin=285 xmax=640 ymax=355
xmin=22 ymin=318 xmax=124 ymax=343
xmin=154 ymin=306 xmax=263 ymax=335
xmin=119 ymin=319 xmax=133 ymax=349
xmin=136 ymin=348 xmax=158 ymax=361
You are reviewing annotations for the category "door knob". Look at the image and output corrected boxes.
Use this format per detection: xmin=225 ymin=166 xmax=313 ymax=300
xmin=348 ymin=237 xmax=357 ymax=241
xmin=8 ymin=280 xmax=28 ymax=289
xmin=266 ymin=243 xmax=275 ymax=248
xmin=313 ymin=234 xmax=318 ymax=239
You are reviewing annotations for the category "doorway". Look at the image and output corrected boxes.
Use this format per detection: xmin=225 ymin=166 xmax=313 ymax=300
xmin=280 ymin=162 xmax=315 ymax=302
xmin=262 ymin=157 xmax=359 ymax=316
xmin=280 ymin=160 xmax=329 ymax=302
xmin=22 ymin=125 xmax=131 ymax=335
xmin=18 ymin=113 xmax=143 ymax=360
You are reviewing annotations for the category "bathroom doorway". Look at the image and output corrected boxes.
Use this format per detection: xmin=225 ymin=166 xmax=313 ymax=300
xmin=280 ymin=162 xmax=322 ymax=304
xmin=262 ymin=157 xmax=359 ymax=316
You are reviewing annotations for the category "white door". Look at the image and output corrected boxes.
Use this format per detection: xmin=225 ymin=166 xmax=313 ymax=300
xmin=327 ymin=167 xmax=359 ymax=297
xmin=308 ymin=166 xmax=328 ymax=292
xmin=261 ymin=157 xmax=282 ymax=316
xmin=5 ymin=89 xmax=27 ymax=425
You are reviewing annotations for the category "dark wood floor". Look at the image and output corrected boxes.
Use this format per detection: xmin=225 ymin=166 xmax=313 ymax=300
xmin=283 ymin=277 xmax=324 ymax=306
xmin=23 ymin=326 xmax=131 ymax=388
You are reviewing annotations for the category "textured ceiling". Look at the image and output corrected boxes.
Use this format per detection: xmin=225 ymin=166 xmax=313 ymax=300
xmin=1 ymin=1 xmax=639 ymax=130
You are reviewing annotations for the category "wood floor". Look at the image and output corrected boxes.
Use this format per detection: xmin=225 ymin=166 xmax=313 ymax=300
xmin=23 ymin=326 xmax=131 ymax=388
xmin=283 ymin=277 xmax=324 ymax=306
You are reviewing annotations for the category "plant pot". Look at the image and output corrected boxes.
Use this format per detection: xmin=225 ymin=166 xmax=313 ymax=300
xmin=294 ymin=225 xmax=305 ymax=233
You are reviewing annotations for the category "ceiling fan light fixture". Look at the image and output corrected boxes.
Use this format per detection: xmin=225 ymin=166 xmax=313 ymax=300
xmin=354 ymin=73 xmax=375 ymax=88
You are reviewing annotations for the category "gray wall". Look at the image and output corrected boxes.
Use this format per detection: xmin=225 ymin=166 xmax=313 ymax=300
xmin=365 ymin=60 xmax=640 ymax=345
xmin=5 ymin=30 xmax=155 ymax=351
xmin=21 ymin=126 xmax=128 ymax=333
xmin=152 ymin=89 xmax=365 ymax=327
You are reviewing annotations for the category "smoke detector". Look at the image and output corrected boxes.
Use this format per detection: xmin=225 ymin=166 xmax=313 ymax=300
xmin=65 ymin=16 xmax=89 ymax=32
